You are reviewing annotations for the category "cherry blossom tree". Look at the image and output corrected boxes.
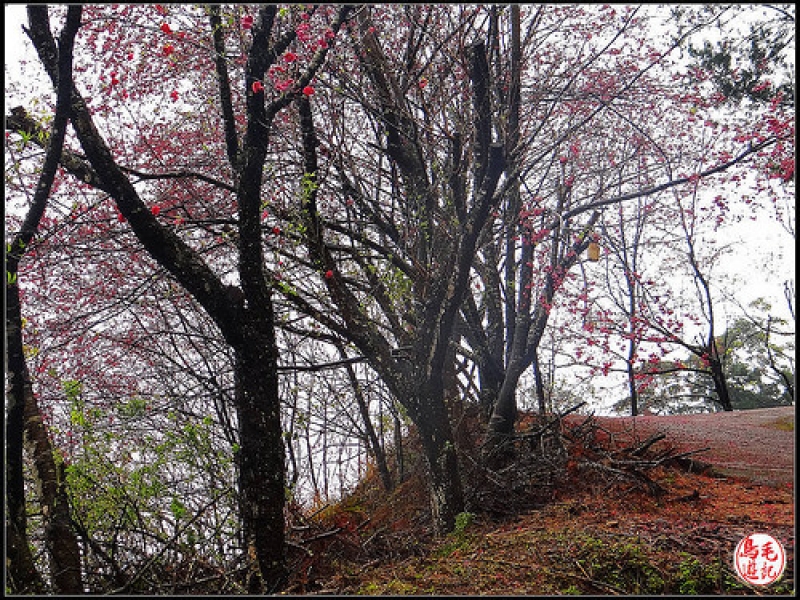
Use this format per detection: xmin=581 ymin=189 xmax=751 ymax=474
xmin=7 ymin=4 xmax=352 ymax=592
xmin=450 ymin=4 xmax=791 ymax=433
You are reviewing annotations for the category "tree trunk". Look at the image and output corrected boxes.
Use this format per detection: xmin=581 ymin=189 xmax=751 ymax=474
xmin=7 ymin=282 xmax=83 ymax=594
xmin=410 ymin=381 xmax=465 ymax=534
xmin=627 ymin=340 xmax=640 ymax=416
xmin=532 ymin=351 xmax=547 ymax=414
xmin=233 ymin=318 xmax=287 ymax=593
xmin=708 ymin=357 xmax=734 ymax=411
xmin=5 ymin=281 xmax=47 ymax=594
xmin=24 ymin=379 xmax=85 ymax=593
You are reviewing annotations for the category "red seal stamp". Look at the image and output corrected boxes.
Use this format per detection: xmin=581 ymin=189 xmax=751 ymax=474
xmin=733 ymin=533 xmax=786 ymax=586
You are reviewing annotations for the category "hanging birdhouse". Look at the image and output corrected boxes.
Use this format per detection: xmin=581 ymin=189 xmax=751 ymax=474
xmin=587 ymin=240 xmax=601 ymax=262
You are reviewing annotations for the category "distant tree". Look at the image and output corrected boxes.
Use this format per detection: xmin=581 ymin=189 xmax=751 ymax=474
xmin=684 ymin=4 xmax=795 ymax=108
xmin=720 ymin=309 xmax=794 ymax=408
xmin=612 ymin=307 xmax=795 ymax=414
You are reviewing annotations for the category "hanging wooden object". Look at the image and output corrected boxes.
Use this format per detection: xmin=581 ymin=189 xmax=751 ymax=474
xmin=587 ymin=240 xmax=601 ymax=262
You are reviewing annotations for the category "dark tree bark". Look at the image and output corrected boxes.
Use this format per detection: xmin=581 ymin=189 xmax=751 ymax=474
xmin=232 ymin=324 xmax=286 ymax=592
xmin=5 ymin=8 xmax=84 ymax=593
xmin=706 ymin=342 xmax=734 ymax=411
xmin=5 ymin=280 xmax=47 ymax=595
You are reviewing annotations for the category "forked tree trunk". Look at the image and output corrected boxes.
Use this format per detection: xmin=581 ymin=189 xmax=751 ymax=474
xmin=7 ymin=282 xmax=83 ymax=594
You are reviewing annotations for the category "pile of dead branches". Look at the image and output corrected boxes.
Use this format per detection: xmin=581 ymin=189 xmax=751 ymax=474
xmin=560 ymin=410 xmax=711 ymax=498
xmin=462 ymin=404 xmax=582 ymax=517
xmin=461 ymin=403 xmax=714 ymax=516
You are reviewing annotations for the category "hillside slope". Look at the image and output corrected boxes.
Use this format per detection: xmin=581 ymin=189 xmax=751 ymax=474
xmin=286 ymin=406 xmax=795 ymax=595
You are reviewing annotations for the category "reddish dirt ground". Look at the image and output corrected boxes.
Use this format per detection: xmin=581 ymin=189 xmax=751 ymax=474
xmin=292 ymin=406 xmax=796 ymax=595
xmin=586 ymin=405 xmax=795 ymax=487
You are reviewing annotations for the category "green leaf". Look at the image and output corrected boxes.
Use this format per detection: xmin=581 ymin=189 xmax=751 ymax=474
xmin=170 ymin=497 xmax=188 ymax=521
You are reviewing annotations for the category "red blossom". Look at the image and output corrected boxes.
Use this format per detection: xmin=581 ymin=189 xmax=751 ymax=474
xmin=751 ymin=79 xmax=771 ymax=93
xmin=302 ymin=85 xmax=315 ymax=96
xmin=241 ymin=14 xmax=254 ymax=29
xmin=151 ymin=205 xmax=161 ymax=216
xmin=324 ymin=270 xmax=334 ymax=279
xmin=252 ymin=80 xmax=264 ymax=94
xmin=283 ymin=51 xmax=297 ymax=63
xmin=170 ymin=89 xmax=179 ymax=102
xmin=775 ymin=157 xmax=794 ymax=182
xmin=296 ymin=23 xmax=311 ymax=42
xmin=162 ymin=43 xmax=175 ymax=56
xmin=160 ymin=22 xmax=172 ymax=35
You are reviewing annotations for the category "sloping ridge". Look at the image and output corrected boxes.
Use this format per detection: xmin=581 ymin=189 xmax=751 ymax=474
xmin=590 ymin=405 xmax=795 ymax=487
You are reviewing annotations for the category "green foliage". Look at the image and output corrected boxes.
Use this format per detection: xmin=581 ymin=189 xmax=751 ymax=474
xmin=170 ymin=497 xmax=188 ymax=521
xmin=62 ymin=379 xmax=83 ymax=403
xmin=686 ymin=7 xmax=795 ymax=106
xmin=436 ymin=512 xmax=478 ymax=558
xmin=453 ymin=511 xmax=476 ymax=536
xmin=380 ymin=265 xmax=413 ymax=305
xmin=674 ymin=553 xmax=720 ymax=594
xmin=61 ymin=398 xmax=239 ymax=578
xmin=300 ymin=171 xmax=318 ymax=202
xmin=117 ymin=397 xmax=148 ymax=419
xmin=571 ymin=534 xmax=665 ymax=594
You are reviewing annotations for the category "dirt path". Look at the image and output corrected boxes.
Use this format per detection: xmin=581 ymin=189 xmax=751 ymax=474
xmin=589 ymin=406 xmax=795 ymax=487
